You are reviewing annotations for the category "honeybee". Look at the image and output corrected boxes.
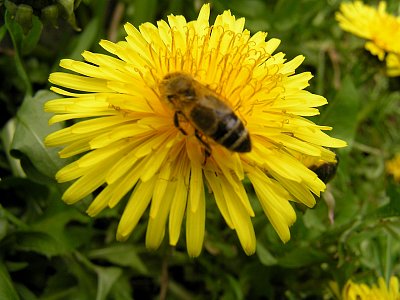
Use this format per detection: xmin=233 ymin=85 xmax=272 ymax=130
xmin=309 ymin=156 xmax=339 ymax=184
xmin=159 ymin=72 xmax=251 ymax=155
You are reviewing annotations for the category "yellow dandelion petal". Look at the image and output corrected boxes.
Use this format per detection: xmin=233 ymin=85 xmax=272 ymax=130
xmin=294 ymin=126 xmax=347 ymax=148
xmin=45 ymin=4 xmax=346 ymax=256
xmin=365 ymin=41 xmax=386 ymax=61
xmin=280 ymin=55 xmax=305 ymax=75
xmin=86 ymin=186 xmax=114 ymax=217
xmin=56 ymin=139 xmax=132 ymax=183
xmin=169 ymin=175 xmax=189 ymax=246
xmin=56 ymin=161 xmax=84 ymax=183
xmin=386 ymin=52 xmax=400 ymax=77
xmin=204 ymin=169 xmax=234 ymax=229
xmin=58 ymin=139 xmax=91 ymax=158
xmin=49 ymin=73 xmax=112 ymax=93
xmin=105 ymin=147 xmax=142 ymax=184
xmin=247 ymin=166 xmax=295 ymax=243
xmin=107 ymin=162 xmax=143 ymax=208
xmin=149 ymin=163 xmax=172 ymax=218
xmin=146 ymin=180 xmax=176 ymax=250
xmin=116 ymin=178 xmax=157 ymax=241
xmin=186 ymin=139 xmax=204 ymax=213
xmin=273 ymin=173 xmax=316 ymax=208
xmin=220 ymin=176 xmax=256 ymax=255
xmin=61 ymin=163 xmax=108 ymax=204
xmin=140 ymin=144 xmax=172 ymax=182
xmin=186 ymin=164 xmax=205 ymax=257
xmin=386 ymin=153 xmax=400 ymax=182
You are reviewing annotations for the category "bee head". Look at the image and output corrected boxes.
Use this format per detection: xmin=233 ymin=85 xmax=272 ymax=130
xmin=160 ymin=72 xmax=197 ymax=106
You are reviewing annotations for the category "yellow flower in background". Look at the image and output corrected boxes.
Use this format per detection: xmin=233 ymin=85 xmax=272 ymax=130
xmin=342 ymin=276 xmax=400 ymax=300
xmin=386 ymin=53 xmax=400 ymax=77
xmin=386 ymin=154 xmax=400 ymax=182
xmin=45 ymin=4 xmax=346 ymax=257
xmin=336 ymin=1 xmax=400 ymax=76
xmin=336 ymin=1 xmax=400 ymax=59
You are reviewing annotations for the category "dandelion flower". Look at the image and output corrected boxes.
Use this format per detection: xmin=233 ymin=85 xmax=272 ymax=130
xmin=341 ymin=276 xmax=400 ymax=300
xmin=45 ymin=4 xmax=346 ymax=257
xmin=336 ymin=1 xmax=400 ymax=60
xmin=386 ymin=154 xmax=400 ymax=182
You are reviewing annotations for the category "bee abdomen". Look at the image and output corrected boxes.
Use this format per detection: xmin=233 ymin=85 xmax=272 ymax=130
xmin=189 ymin=101 xmax=251 ymax=153
xmin=211 ymin=112 xmax=251 ymax=153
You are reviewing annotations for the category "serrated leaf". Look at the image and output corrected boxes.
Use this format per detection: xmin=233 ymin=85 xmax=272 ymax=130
xmin=0 ymin=261 xmax=20 ymax=300
xmin=11 ymin=90 xmax=69 ymax=180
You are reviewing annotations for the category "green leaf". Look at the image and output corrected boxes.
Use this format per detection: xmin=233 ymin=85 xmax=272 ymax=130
xmin=369 ymin=182 xmax=400 ymax=219
xmin=14 ymin=284 xmax=38 ymax=300
xmin=1 ymin=119 xmax=26 ymax=177
xmin=11 ymin=90 xmax=69 ymax=181
xmin=107 ymin=275 xmax=133 ymax=300
xmin=95 ymin=266 xmax=123 ymax=300
xmin=273 ymin=0 xmax=302 ymax=31
xmin=0 ymin=261 xmax=20 ymax=300
xmin=20 ymin=16 xmax=43 ymax=55
xmin=89 ymin=245 xmax=148 ymax=274
xmin=223 ymin=274 xmax=243 ymax=300
xmin=256 ymin=242 xmax=278 ymax=266
xmin=58 ymin=0 xmax=80 ymax=30
xmin=31 ymin=198 xmax=90 ymax=253
xmin=11 ymin=231 xmax=63 ymax=257
xmin=67 ymin=17 xmax=100 ymax=61
xmin=318 ymin=75 xmax=360 ymax=151
xmin=0 ymin=218 xmax=8 ymax=242
xmin=4 ymin=10 xmax=32 ymax=95
xmin=277 ymin=246 xmax=329 ymax=268
xmin=0 ymin=25 xmax=7 ymax=43
xmin=133 ymin=0 xmax=158 ymax=25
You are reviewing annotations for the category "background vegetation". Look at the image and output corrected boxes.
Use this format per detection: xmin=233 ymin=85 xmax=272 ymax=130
xmin=1 ymin=0 xmax=400 ymax=299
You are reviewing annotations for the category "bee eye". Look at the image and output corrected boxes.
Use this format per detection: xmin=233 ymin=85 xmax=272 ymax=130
xmin=183 ymin=88 xmax=195 ymax=98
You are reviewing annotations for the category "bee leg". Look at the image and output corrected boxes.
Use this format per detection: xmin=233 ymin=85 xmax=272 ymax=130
xmin=174 ymin=111 xmax=188 ymax=135
xmin=194 ymin=129 xmax=212 ymax=162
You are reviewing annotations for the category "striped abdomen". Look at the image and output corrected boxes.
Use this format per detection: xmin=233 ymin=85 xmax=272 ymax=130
xmin=189 ymin=95 xmax=251 ymax=152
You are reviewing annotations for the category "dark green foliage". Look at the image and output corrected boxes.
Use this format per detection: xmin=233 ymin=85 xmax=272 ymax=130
xmin=1 ymin=0 xmax=400 ymax=299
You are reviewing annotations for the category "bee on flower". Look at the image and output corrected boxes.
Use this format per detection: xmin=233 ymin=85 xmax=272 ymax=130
xmin=45 ymin=4 xmax=346 ymax=257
